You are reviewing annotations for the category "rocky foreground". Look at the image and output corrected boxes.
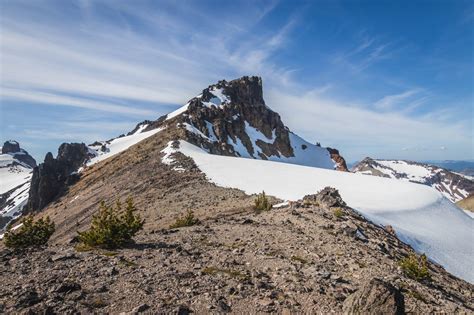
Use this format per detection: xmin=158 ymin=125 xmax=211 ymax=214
xmin=1 ymin=189 xmax=472 ymax=314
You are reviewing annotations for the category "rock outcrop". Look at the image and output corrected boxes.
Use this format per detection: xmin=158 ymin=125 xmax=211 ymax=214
xmin=327 ymin=148 xmax=349 ymax=171
xmin=303 ymin=186 xmax=347 ymax=209
xmin=26 ymin=143 xmax=90 ymax=212
xmin=342 ymin=278 xmax=405 ymax=315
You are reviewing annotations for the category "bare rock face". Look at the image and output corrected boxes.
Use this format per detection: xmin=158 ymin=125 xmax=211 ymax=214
xmin=303 ymin=186 xmax=347 ymax=209
xmin=26 ymin=143 xmax=89 ymax=212
xmin=57 ymin=143 xmax=90 ymax=172
xmin=181 ymin=76 xmax=294 ymax=159
xmin=342 ymin=278 xmax=405 ymax=315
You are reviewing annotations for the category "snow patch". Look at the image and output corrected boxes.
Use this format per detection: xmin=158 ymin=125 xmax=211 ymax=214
xmin=181 ymin=123 xmax=209 ymax=140
xmin=132 ymin=124 xmax=149 ymax=135
xmin=160 ymin=141 xmax=185 ymax=172
xmin=377 ymin=160 xmax=432 ymax=181
xmin=87 ymin=127 xmax=164 ymax=166
xmin=166 ymin=103 xmax=190 ymax=121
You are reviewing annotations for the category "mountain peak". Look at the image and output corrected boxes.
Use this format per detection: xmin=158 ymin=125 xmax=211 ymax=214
xmin=156 ymin=76 xmax=348 ymax=170
xmin=2 ymin=140 xmax=20 ymax=154
xmin=1 ymin=140 xmax=36 ymax=168
xmin=190 ymin=75 xmax=264 ymax=112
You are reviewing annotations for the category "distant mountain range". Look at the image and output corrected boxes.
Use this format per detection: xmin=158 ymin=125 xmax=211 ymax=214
xmin=352 ymin=158 xmax=473 ymax=203
xmin=423 ymin=160 xmax=474 ymax=176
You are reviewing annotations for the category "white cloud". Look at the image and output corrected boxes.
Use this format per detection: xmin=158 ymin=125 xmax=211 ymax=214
xmin=266 ymin=89 xmax=472 ymax=160
xmin=1 ymin=88 xmax=155 ymax=116
xmin=374 ymin=89 xmax=422 ymax=111
xmin=0 ymin=1 xmax=471 ymax=161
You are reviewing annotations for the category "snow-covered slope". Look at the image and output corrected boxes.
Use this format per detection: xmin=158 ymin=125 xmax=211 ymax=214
xmin=85 ymin=124 xmax=165 ymax=167
xmin=353 ymin=158 xmax=473 ymax=202
xmin=163 ymin=140 xmax=474 ymax=283
xmin=0 ymin=142 xmax=36 ymax=230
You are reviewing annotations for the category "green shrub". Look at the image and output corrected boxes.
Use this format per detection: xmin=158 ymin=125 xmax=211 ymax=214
xmin=3 ymin=215 xmax=55 ymax=249
xmin=77 ymin=197 xmax=144 ymax=249
xmin=399 ymin=253 xmax=431 ymax=281
xmin=170 ymin=210 xmax=199 ymax=229
xmin=332 ymin=207 xmax=344 ymax=218
xmin=254 ymin=191 xmax=272 ymax=212
xmin=291 ymin=255 xmax=309 ymax=264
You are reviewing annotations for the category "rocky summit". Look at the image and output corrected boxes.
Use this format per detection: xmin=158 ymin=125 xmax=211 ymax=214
xmin=138 ymin=76 xmax=348 ymax=171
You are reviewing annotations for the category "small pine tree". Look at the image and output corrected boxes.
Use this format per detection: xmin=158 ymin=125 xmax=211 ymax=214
xmin=254 ymin=191 xmax=272 ymax=212
xmin=169 ymin=210 xmax=199 ymax=229
xmin=399 ymin=253 xmax=431 ymax=281
xmin=3 ymin=215 xmax=55 ymax=249
xmin=77 ymin=197 xmax=144 ymax=249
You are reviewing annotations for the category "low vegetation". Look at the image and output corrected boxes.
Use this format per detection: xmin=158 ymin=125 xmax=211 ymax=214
xmin=254 ymin=191 xmax=272 ymax=212
xmin=332 ymin=207 xmax=344 ymax=218
xmin=3 ymin=215 xmax=55 ymax=249
xmin=399 ymin=253 xmax=431 ymax=281
xmin=77 ymin=197 xmax=144 ymax=249
xmin=291 ymin=255 xmax=309 ymax=264
xmin=202 ymin=267 xmax=249 ymax=281
xmin=169 ymin=210 xmax=199 ymax=229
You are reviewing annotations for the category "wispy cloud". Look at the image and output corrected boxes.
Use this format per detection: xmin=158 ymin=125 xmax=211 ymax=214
xmin=267 ymin=89 xmax=472 ymax=160
xmin=0 ymin=1 xmax=471 ymax=161
xmin=331 ymin=31 xmax=397 ymax=74
xmin=1 ymin=88 xmax=155 ymax=116
xmin=374 ymin=89 xmax=422 ymax=111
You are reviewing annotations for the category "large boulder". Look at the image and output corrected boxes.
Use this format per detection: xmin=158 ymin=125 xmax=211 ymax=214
xmin=342 ymin=278 xmax=405 ymax=315
xmin=303 ymin=187 xmax=347 ymax=209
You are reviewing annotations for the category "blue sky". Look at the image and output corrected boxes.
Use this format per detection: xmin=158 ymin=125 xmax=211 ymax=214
xmin=0 ymin=0 xmax=472 ymax=163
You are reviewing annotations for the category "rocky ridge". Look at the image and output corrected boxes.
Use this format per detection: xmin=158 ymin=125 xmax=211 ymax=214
xmin=0 ymin=188 xmax=472 ymax=314
xmin=352 ymin=157 xmax=474 ymax=202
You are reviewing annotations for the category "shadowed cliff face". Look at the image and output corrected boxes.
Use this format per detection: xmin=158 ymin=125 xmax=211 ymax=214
xmin=26 ymin=143 xmax=90 ymax=212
